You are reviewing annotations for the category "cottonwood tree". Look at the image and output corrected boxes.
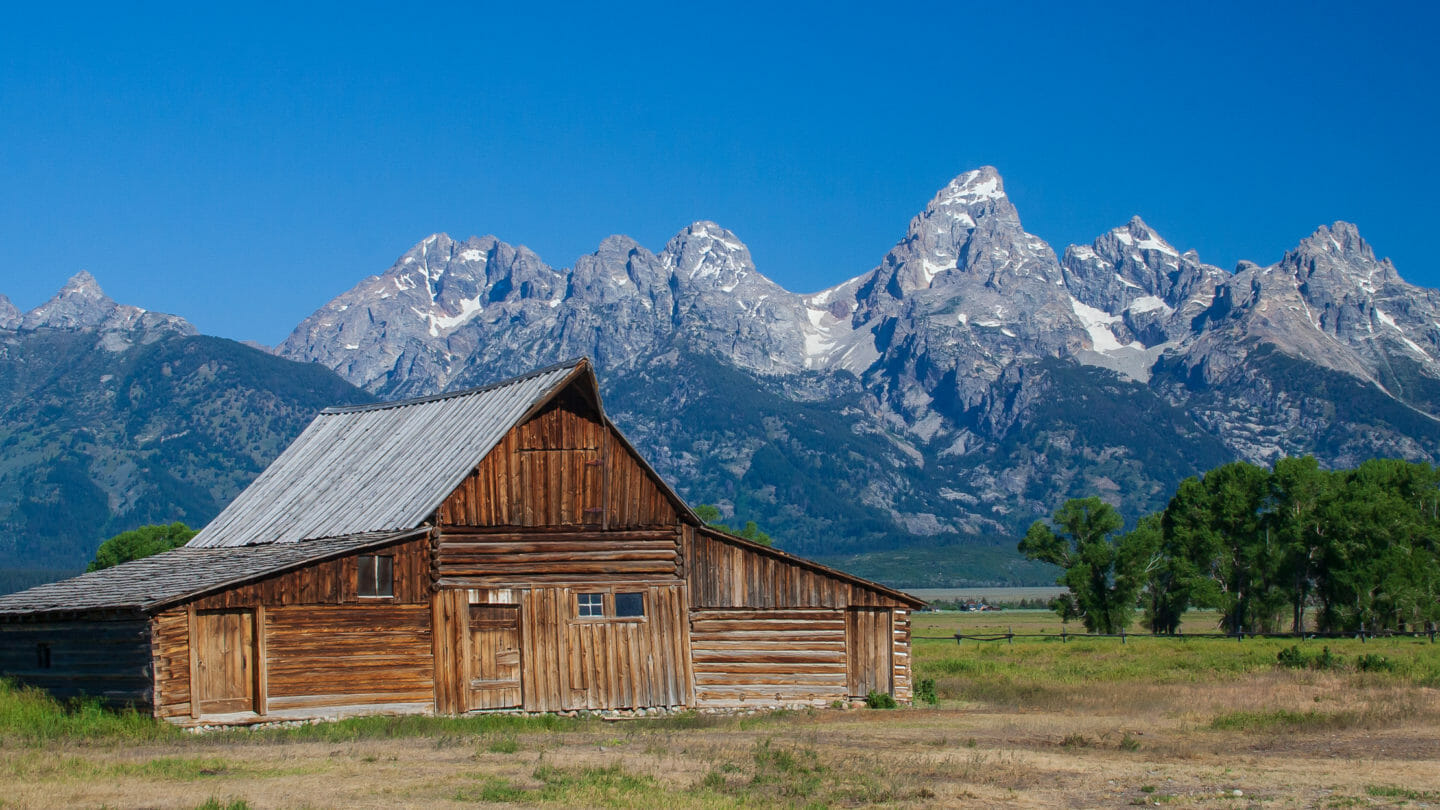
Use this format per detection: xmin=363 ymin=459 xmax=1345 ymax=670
xmin=1019 ymin=497 xmax=1153 ymax=634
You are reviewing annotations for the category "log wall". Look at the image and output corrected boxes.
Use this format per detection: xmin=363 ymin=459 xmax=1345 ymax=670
xmin=685 ymin=529 xmax=906 ymax=609
xmin=0 ymin=617 xmax=152 ymax=708
xmin=152 ymin=536 xmax=435 ymax=720
xmin=892 ymin=608 xmax=912 ymax=704
xmin=437 ymin=393 xmax=680 ymax=530
xmin=434 ymin=529 xmax=682 ymax=584
xmin=689 ymin=609 xmax=848 ymax=707
xmin=263 ymin=604 xmax=433 ymax=713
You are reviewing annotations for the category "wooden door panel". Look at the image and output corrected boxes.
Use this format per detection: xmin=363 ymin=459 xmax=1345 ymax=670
xmin=468 ymin=605 xmax=521 ymax=709
xmin=195 ymin=610 xmax=255 ymax=714
xmin=846 ymin=608 xmax=893 ymax=698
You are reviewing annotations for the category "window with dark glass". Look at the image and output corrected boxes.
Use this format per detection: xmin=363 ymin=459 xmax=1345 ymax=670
xmin=614 ymin=592 xmax=645 ymax=618
xmin=577 ymin=592 xmax=604 ymax=617
xmin=36 ymin=643 xmax=51 ymax=669
xmin=358 ymin=555 xmax=394 ymax=597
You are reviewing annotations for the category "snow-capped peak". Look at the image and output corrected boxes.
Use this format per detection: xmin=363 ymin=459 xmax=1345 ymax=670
xmin=934 ymin=166 xmax=1007 ymax=208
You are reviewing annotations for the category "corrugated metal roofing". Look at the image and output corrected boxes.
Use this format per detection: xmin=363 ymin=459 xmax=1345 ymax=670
xmin=188 ymin=359 xmax=585 ymax=548
xmin=0 ymin=530 xmax=427 ymax=616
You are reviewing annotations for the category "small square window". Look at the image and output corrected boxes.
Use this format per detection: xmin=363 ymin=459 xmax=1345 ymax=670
xmin=614 ymin=592 xmax=645 ymax=618
xmin=358 ymin=555 xmax=394 ymax=597
xmin=577 ymin=592 xmax=604 ymax=618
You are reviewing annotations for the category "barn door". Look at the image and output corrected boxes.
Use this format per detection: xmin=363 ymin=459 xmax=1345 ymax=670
xmin=467 ymin=605 xmax=522 ymax=710
xmin=193 ymin=609 xmax=256 ymax=714
xmin=846 ymin=608 xmax=893 ymax=699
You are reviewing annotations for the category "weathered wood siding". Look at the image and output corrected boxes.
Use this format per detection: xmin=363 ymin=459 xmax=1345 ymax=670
xmin=685 ymin=529 xmax=906 ymax=609
xmin=0 ymin=617 xmax=152 ymax=708
xmin=892 ymin=608 xmax=912 ymax=703
xmin=153 ymin=610 xmax=192 ymax=718
xmin=432 ymin=584 xmax=692 ymax=713
xmin=263 ymin=604 xmax=433 ymax=713
xmin=436 ymin=392 xmax=680 ymax=530
xmin=435 ymin=529 xmax=681 ymax=584
xmin=684 ymin=529 xmax=915 ymax=705
xmin=152 ymin=536 xmax=434 ymax=720
xmin=689 ymin=609 xmax=847 ymax=706
xmin=185 ymin=534 xmax=431 ymax=610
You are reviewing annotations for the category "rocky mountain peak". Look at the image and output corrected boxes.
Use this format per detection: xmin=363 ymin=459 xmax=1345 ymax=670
xmin=0 ymin=294 xmax=19 ymax=329
xmin=22 ymin=271 xmax=117 ymax=329
xmin=663 ymin=221 xmax=756 ymax=285
xmin=1295 ymin=221 xmax=1376 ymax=263
xmin=12 ymin=271 xmax=195 ymax=347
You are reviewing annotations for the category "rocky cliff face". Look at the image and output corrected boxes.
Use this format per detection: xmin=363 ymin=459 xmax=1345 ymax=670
xmin=272 ymin=167 xmax=1440 ymax=573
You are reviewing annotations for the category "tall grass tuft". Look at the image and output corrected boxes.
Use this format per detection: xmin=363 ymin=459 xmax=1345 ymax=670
xmin=0 ymin=678 xmax=176 ymax=745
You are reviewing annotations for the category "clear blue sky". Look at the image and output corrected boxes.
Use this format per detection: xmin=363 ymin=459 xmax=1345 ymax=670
xmin=2 ymin=2 xmax=1437 ymax=345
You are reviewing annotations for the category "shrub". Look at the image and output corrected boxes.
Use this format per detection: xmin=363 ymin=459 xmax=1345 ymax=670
xmin=864 ymin=691 xmax=897 ymax=709
xmin=914 ymin=678 xmax=939 ymax=706
xmin=1356 ymin=653 xmax=1395 ymax=673
xmin=1276 ymin=645 xmax=1308 ymax=669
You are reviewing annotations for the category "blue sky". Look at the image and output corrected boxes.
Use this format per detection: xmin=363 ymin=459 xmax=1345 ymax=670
xmin=2 ymin=2 xmax=1437 ymax=344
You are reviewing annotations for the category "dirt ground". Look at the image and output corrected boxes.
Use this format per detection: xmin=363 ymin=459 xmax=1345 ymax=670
xmin=3 ymin=672 xmax=1437 ymax=810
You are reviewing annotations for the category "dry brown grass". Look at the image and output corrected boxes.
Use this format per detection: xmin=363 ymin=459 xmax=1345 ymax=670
xmin=2 ymin=612 xmax=1438 ymax=808
xmin=1 ymin=683 xmax=1437 ymax=809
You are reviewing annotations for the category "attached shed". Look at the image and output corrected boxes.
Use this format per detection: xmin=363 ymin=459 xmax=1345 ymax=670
xmin=0 ymin=358 xmax=922 ymax=722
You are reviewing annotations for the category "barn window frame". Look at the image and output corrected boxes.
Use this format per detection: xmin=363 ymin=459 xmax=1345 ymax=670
xmin=36 ymin=642 xmax=51 ymax=669
xmin=357 ymin=554 xmax=394 ymax=598
xmin=613 ymin=591 xmax=645 ymax=618
xmin=576 ymin=592 xmax=605 ymax=618
xmin=573 ymin=589 xmax=647 ymax=622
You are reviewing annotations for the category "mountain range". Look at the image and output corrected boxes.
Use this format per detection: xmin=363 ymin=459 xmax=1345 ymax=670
xmin=5 ymin=167 xmax=1440 ymax=586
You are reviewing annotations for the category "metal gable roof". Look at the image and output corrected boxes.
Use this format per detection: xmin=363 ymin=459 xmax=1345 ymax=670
xmin=0 ymin=529 xmax=427 ymax=617
xmin=188 ymin=359 xmax=586 ymax=548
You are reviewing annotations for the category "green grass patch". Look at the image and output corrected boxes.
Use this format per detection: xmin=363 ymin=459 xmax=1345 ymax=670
xmin=0 ymin=679 xmax=177 ymax=745
xmin=456 ymin=764 xmax=661 ymax=807
xmin=1366 ymin=785 xmax=1440 ymax=801
xmin=1209 ymin=708 xmax=1349 ymax=732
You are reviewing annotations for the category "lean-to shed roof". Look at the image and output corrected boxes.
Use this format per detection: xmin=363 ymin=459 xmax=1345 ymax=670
xmin=189 ymin=359 xmax=586 ymax=548
xmin=0 ymin=529 xmax=427 ymax=617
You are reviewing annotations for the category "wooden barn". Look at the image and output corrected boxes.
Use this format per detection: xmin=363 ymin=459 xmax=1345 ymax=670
xmin=0 ymin=358 xmax=921 ymax=723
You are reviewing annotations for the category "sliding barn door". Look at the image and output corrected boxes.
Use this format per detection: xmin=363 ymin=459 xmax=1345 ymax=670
xmin=193 ymin=609 xmax=256 ymax=714
xmin=846 ymin=608 xmax=893 ymax=698
xmin=467 ymin=605 xmax=522 ymax=710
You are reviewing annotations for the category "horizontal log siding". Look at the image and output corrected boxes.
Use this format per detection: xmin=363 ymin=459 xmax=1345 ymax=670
xmin=519 ymin=584 xmax=691 ymax=712
xmin=688 ymin=609 xmax=848 ymax=707
xmin=437 ymin=394 xmax=679 ymax=530
xmin=185 ymin=534 xmax=431 ymax=610
xmin=0 ymin=617 xmax=153 ymax=708
xmin=262 ymin=604 xmax=433 ymax=712
xmin=152 ymin=609 xmax=191 ymax=718
xmin=435 ymin=529 xmax=681 ymax=583
xmin=687 ymin=530 xmax=907 ymax=609
xmin=893 ymin=608 xmax=912 ymax=704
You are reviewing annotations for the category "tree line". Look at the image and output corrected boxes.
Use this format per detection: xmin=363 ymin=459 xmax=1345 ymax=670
xmin=1020 ymin=457 xmax=1440 ymax=635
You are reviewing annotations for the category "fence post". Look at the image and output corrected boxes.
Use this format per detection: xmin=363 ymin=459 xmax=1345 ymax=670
xmin=1061 ymin=628 xmax=1067 ymax=644
xmin=1237 ymin=626 xmax=1244 ymax=642
xmin=954 ymin=632 xmax=962 ymax=646
xmin=1120 ymin=628 xmax=1126 ymax=645
xmin=1007 ymin=627 xmax=1013 ymax=645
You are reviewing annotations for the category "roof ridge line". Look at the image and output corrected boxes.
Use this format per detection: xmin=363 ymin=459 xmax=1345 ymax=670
xmin=321 ymin=357 xmax=589 ymax=414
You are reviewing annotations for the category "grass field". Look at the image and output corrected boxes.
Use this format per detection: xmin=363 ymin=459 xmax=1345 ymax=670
xmin=1 ymin=610 xmax=1437 ymax=808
